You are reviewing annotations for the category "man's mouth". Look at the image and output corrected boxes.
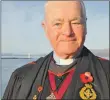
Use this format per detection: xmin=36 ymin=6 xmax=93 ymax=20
xmin=61 ymin=38 xmax=76 ymax=42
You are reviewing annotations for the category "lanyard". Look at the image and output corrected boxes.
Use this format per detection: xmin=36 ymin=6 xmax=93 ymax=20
xmin=48 ymin=68 xmax=75 ymax=99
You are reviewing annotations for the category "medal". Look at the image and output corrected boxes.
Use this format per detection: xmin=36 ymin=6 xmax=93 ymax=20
xmin=46 ymin=92 xmax=56 ymax=99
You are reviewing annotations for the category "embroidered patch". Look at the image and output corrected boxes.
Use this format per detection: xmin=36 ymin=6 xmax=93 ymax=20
xmin=79 ymin=84 xmax=97 ymax=100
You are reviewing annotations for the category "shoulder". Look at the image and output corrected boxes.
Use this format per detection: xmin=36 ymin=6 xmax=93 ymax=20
xmin=96 ymin=56 xmax=109 ymax=74
xmin=97 ymin=56 xmax=109 ymax=66
xmin=11 ymin=52 xmax=53 ymax=78
xmin=12 ymin=57 xmax=44 ymax=78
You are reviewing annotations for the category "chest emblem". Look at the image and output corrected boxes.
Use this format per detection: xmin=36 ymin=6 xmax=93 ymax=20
xmin=79 ymin=72 xmax=97 ymax=100
xmin=79 ymin=84 xmax=97 ymax=99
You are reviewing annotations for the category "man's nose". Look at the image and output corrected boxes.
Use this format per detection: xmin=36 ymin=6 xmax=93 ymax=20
xmin=62 ymin=22 xmax=73 ymax=36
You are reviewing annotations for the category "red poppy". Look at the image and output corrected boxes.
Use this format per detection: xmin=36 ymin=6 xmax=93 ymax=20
xmin=80 ymin=72 xmax=93 ymax=83
xmin=37 ymin=86 xmax=43 ymax=92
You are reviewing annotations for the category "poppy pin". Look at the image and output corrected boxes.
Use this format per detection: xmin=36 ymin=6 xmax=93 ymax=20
xmin=37 ymin=86 xmax=43 ymax=93
xmin=80 ymin=72 xmax=93 ymax=84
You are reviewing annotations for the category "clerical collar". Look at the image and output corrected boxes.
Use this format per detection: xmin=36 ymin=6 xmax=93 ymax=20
xmin=53 ymin=46 xmax=83 ymax=66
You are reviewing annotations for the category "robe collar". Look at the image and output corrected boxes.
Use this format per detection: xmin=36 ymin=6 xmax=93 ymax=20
xmin=16 ymin=46 xmax=109 ymax=99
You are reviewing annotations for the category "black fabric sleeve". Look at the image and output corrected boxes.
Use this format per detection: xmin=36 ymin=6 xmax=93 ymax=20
xmin=2 ymin=57 xmax=44 ymax=100
xmin=3 ymin=71 xmax=16 ymax=99
xmin=98 ymin=58 xmax=110 ymax=86
xmin=2 ymin=70 xmax=23 ymax=99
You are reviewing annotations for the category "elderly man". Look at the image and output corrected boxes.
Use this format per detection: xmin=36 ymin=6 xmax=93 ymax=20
xmin=3 ymin=1 xmax=109 ymax=99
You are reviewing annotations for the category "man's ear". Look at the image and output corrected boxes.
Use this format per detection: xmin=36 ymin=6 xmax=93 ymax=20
xmin=42 ymin=21 xmax=49 ymax=38
xmin=42 ymin=21 xmax=46 ymax=32
xmin=85 ymin=25 xmax=87 ymax=35
xmin=85 ymin=18 xmax=87 ymax=35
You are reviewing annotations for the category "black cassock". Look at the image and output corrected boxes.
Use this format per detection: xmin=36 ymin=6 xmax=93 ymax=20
xmin=3 ymin=47 xmax=109 ymax=99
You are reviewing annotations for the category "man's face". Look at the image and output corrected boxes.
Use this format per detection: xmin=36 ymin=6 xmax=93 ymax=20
xmin=43 ymin=1 xmax=87 ymax=58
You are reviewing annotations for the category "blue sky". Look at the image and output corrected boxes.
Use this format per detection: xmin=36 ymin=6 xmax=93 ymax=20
xmin=1 ymin=1 xmax=109 ymax=54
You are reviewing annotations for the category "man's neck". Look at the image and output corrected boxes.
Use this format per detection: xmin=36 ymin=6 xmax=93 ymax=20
xmin=53 ymin=46 xmax=83 ymax=65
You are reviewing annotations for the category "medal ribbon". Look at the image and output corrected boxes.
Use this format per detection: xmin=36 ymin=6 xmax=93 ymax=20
xmin=48 ymin=68 xmax=75 ymax=99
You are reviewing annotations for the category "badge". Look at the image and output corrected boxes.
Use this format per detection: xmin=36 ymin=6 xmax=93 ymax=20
xmin=46 ymin=92 xmax=56 ymax=99
xmin=33 ymin=86 xmax=43 ymax=100
xmin=79 ymin=83 xmax=97 ymax=100
xmin=33 ymin=95 xmax=37 ymax=100
xmin=79 ymin=72 xmax=97 ymax=100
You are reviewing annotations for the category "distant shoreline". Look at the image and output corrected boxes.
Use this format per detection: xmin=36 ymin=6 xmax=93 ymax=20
xmin=1 ymin=56 xmax=109 ymax=59
xmin=1 ymin=58 xmax=33 ymax=59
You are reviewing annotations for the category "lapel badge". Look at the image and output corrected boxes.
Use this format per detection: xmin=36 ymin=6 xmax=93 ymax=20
xmin=33 ymin=86 xmax=43 ymax=100
xmin=79 ymin=72 xmax=97 ymax=100
xmin=33 ymin=95 xmax=37 ymax=100
xmin=37 ymin=86 xmax=43 ymax=93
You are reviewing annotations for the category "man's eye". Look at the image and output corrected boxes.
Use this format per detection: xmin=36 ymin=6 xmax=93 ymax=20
xmin=71 ymin=23 xmax=81 ymax=25
xmin=54 ymin=23 xmax=61 ymax=26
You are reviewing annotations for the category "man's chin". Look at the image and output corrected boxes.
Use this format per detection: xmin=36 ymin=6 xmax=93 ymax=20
xmin=57 ymin=49 xmax=77 ymax=56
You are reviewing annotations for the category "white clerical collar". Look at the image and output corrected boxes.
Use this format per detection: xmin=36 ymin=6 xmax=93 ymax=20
xmin=53 ymin=46 xmax=84 ymax=66
xmin=53 ymin=53 xmax=74 ymax=65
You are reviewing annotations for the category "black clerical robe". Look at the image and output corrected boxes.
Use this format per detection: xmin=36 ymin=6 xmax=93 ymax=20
xmin=3 ymin=47 xmax=109 ymax=99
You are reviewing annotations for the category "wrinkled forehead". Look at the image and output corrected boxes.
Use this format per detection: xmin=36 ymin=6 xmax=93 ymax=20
xmin=44 ymin=1 xmax=86 ymax=21
xmin=45 ymin=1 xmax=83 ymax=8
